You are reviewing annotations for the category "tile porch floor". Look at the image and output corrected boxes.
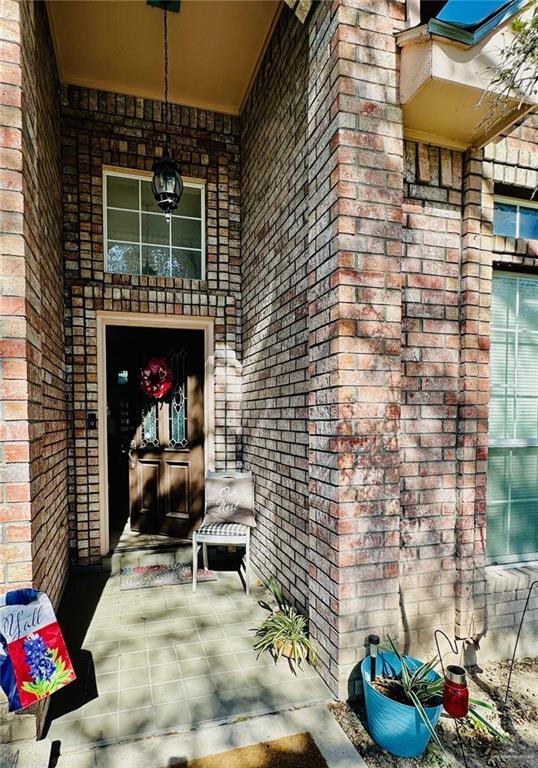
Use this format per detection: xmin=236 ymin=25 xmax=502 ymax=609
xmin=45 ymin=548 xmax=331 ymax=751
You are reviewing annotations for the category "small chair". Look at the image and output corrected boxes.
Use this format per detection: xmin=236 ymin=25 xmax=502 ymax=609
xmin=192 ymin=522 xmax=251 ymax=594
xmin=192 ymin=471 xmax=255 ymax=594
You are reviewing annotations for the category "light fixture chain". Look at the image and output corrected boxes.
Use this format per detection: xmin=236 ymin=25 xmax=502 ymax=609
xmin=163 ymin=7 xmax=169 ymax=145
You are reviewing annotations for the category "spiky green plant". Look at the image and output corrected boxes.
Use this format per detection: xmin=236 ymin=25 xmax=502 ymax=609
xmin=253 ymin=605 xmax=317 ymax=666
xmin=379 ymin=637 xmax=508 ymax=752
xmin=266 ymin=576 xmax=286 ymax=610
xmin=253 ymin=578 xmax=317 ymax=667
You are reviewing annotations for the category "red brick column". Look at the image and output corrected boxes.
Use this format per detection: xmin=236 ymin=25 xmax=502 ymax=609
xmin=0 ymin=0 xmax=67 ymax=605
xmin=307 ymin=0 xmax=404 ymax=697
xmin=400 ymin=142 xmax=464 ymax=650
xmin=0 ymin=0 xmax=33 ymax=595
xmin=454 ymin=149 xmax=491 ymax=640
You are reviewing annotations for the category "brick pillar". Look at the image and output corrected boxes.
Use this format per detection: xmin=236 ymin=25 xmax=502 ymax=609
xmin=400 ymin=142 xmax=463 ymax=652
xmin=307 ymin=0 xmax=404 ymax=698
xmin=454 ymin=149 xmax=491 ymax=640
xmin=0 ymin=0 xmax=33 ymax=595
xmin=0 ymin=0 xmax=67 ymax=610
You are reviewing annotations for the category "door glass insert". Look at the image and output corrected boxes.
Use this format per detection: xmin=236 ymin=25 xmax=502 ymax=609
xmin=141 ymin=402 xmax=160 ymax=448
xmin=169 ymin=350 xmax=188 ymax=448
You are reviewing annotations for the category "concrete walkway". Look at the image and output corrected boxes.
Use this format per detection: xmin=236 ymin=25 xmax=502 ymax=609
xmin=45 ymin=550 xmax=331 ymax=752
xmin=53 ymin=704 xmax=368 ymax=768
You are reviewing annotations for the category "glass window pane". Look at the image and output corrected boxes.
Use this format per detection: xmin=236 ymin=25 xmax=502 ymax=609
xmin=491 ymin=275 xmax=517 ymax=329
xmin=487 ymin=449 xmax=510 ymax=503
xmin=489 ymin=394 xmax=514 ymax=440
xmin=489 ymin=332 xmax=515 ymax=390
xmin=519 ymin=206 xmax=538 ymax=240
xmin=107 ymin=175 xmax=139 ymax=210
xmin=141 ymin=180 xmax=162 ymax=214
xmin=510 ymin=448 xmax=538 ymax=500
xmin=106 ymin=175 xmax=204 ymax=278
xmin=509 ymin=500 xmax=538 ymax=555
xmin=176 ymin=186 xmax=201 ymax=218
xmin=106 ymin=242 xmax=140 ymax=274
xmin=142 ymin=245 xmax=170 ymax=277
xmin=486 ymin=502 xmax=509 ymax=559
xmin=171 ymin=249 xmax=201 ymax=279
xmin=107 ymin=210 xmax=139 ymax=243
xmin=172 ymin=218 xmax=202 ymax=249
xmin=142 ymin=213 xmax=169 ymax=246
xmin=493 ymin=202 xmax=517 ymax=237
xmin=517 ymin=335 xmax=538 ymax=393
xmin=515 ymin=397 xmax=538 ymax=440
xmin=519 ymin=278 xmax=538 ymax=333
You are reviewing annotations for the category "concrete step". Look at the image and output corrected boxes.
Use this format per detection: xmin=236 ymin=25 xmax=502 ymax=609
xmin=0 ymin=739 xmax=52 ymax=768
xmin=0 ymin=699 xmax=37 ymax=744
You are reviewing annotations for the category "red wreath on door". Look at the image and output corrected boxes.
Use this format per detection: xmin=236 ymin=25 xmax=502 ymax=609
xmin=140 ymin=356 xmax=174 ymax=400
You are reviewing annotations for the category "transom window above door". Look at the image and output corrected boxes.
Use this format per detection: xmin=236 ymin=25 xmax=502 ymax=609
xmin=104 ymin=170 xmax=205 ymax=279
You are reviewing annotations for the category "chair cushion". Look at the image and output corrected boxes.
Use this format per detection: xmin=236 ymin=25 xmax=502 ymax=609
xmin=196 ymin=522 xmax=249 ymax=537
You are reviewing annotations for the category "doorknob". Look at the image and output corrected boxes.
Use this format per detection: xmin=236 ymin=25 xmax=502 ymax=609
xmin=128 ymin=441 xmax=136 ymax=469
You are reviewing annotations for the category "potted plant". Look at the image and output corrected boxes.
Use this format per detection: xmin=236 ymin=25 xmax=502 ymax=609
xmin=253 ymin=578 xmax=317 ymax=667
xmin=362 ymin=638 xmax=505 ymax=758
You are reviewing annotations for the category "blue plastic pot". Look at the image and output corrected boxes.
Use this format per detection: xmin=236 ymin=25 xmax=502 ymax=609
xmin=362 ymin=650 xmax=443 ymax=758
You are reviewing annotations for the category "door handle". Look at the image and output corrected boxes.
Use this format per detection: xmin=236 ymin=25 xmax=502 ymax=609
xmin=128 ymin=441 xmax=136 ymax=469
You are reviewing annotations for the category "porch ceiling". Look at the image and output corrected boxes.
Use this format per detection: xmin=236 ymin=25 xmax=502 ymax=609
xmin=46 ymin=0 xmax=281 ymax=115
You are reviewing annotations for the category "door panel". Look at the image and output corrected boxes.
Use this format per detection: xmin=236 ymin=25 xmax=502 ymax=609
xmin=129 ymin=454 xmax=161 ymax=530
xmin=165 ymin=460 xmax=189 ymax=519
xmin=123 ymin=329 xmax=204 ymax=538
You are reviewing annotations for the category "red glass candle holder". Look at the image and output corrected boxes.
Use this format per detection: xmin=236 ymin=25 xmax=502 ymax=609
xmin=443 ymin=664 xmax=469 ymax=719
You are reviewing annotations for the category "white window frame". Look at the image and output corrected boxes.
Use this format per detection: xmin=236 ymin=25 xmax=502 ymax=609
xmin=103 ymin=167 xmax=206 ymax=281
xmin=493 ymin=195 xmax=538 ymax=240
xmin=488 ymin=270 xmax=538 ymax=565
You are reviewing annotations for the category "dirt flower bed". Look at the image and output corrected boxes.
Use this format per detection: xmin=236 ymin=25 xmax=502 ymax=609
xmin=329 ymin=658 xmax=538 ymax=768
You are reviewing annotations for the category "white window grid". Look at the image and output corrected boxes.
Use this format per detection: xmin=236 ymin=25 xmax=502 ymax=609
xmin=494 ymin=195 xmax=538 ymax=240
xmin=488 ymin=271 xmax=538 ymax=565
xmin=103 ymin=168 xmax=206 ymax=280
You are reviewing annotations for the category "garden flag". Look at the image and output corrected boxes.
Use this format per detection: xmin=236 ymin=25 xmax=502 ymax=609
xmin=0 ymin=589 xmax=75 ymax=711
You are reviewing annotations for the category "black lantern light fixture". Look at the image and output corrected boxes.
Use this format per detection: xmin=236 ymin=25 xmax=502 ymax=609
xmin=152 ymin=5 xmax=183 ymax=219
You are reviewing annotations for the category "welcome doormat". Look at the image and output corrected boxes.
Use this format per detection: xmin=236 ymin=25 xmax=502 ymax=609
xmin=170 ymin=732 xmax=329 ymax=768
xmin=120 ymin=564 xmax=218 ymax=591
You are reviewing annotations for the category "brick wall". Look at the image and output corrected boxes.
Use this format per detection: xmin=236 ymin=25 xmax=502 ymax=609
xmin=400 ymin=142 xmax=463 ymax=647
xmin=2 ymin=0 xmax=537 ymax=708
xmin=399 ymin=130 xmax=538 ymax=660
xmin=241 ymin=9 xmax=311 ymax=611
xmin=306 ymin=0 xmax=405 ymax=697
xmin=242 ymin=0 xmax=406 ymax=696
xmin=61 ymin=86 xmax=242 ymax=565
xmin=0 ymin=0 xmax=68 ymax=606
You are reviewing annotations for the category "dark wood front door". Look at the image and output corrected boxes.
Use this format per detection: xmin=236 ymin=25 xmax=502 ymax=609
xmin=106 ymin=326 xmax=204 ymax=541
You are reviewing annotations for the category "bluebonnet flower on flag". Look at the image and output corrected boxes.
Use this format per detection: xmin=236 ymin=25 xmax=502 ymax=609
xmin=23 ymin=634 xmax=56 ymax=682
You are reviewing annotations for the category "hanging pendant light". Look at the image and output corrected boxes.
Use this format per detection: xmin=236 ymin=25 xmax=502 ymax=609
xmin=152 ymin=6 xmax=183 ymax=219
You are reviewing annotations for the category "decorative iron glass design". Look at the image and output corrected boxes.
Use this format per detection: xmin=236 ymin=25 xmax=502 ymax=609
xmin=141 ymin=402 xmax=160 ymax=448
xmin=169 ymin=350 xmax=188 ymax=448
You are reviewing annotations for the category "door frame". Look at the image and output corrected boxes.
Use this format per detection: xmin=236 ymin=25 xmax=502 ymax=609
xmin=97 ymin=311 xmax=215 ymax=556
